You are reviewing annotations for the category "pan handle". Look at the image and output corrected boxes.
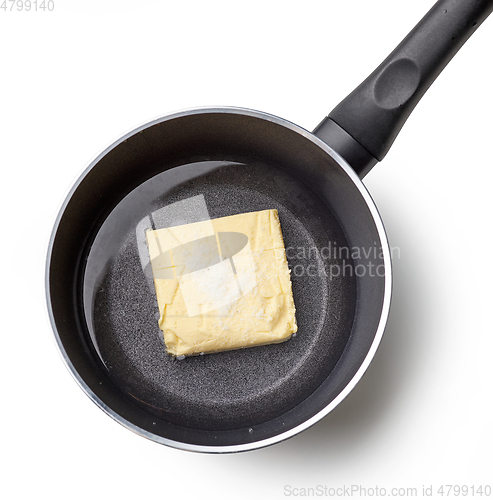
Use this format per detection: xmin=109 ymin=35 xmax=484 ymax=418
xmin=314 ymin=0 xmax=493 ymax=178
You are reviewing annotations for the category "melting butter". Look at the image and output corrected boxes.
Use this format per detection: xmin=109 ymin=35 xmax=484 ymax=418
xmin=146 ymin=209 xmax=297 ymax=357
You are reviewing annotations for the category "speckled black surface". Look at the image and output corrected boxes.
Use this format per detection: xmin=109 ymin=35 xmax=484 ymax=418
xmin=84 ymin=161 xmax=356 ymax=431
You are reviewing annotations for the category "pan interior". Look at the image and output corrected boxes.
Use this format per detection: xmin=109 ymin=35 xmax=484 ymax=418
xmin=82 ymin=160 xmax=357 ymax=431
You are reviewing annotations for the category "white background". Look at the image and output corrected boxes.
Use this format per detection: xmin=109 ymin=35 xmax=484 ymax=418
xmin=1 ymin=0 xmax=492 ymax=498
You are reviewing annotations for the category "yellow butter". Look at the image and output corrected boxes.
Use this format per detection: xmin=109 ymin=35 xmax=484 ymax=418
xmin=145 ymin=209 xmax=297 ymax=357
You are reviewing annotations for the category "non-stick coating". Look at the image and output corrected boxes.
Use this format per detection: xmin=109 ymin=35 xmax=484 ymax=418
xmin=47 ymin=109 xmax=389 ymax=450
xmin=84 ymin=160 xmax=356 ymax=431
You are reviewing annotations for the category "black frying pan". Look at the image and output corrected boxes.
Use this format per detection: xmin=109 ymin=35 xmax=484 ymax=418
xmin=46 ymin=0 xmax=493 ymax=452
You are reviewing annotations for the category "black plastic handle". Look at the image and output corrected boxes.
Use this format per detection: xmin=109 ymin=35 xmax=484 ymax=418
xmin=314 ymin=0 xmax=493 ymax=177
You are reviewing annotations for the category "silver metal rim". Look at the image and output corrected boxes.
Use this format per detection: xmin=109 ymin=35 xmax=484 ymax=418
xmin=46 ymin=106 xmax=392 ymax=453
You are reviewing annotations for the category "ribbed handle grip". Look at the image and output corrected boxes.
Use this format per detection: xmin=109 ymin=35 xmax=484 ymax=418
xmin=315 ymin=0 xmax=493 ymax=177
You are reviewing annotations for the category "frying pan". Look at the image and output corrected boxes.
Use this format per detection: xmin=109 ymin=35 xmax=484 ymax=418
xmin=46 ymin=0 xmax=493 ymax=453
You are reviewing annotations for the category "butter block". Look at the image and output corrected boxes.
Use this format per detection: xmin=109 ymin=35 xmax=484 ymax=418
xmin=145 ymin=209 xmax=297 ymax=357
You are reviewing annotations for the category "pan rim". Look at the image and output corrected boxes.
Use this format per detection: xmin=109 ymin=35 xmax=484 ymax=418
xmin=45 ymin=106 xmax=392 ymax=453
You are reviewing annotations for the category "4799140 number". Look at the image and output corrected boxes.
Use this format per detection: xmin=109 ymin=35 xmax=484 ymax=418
xmin=1 ymin=0 xmax=54 ymax=11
